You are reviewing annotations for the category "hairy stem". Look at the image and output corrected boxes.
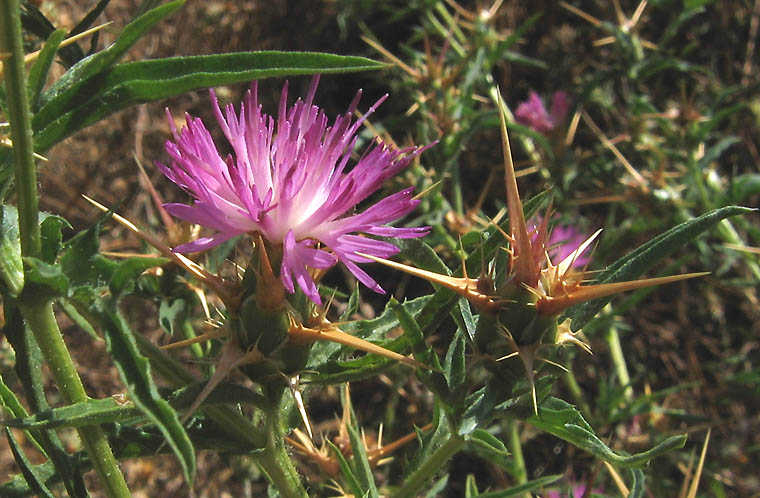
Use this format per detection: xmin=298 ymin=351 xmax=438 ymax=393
xmin=254 ymin=387 xmax=308 ymax=498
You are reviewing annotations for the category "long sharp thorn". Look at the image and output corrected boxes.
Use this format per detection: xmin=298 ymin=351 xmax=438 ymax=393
xmin=539 ymin=272 xmax=709 ymax=316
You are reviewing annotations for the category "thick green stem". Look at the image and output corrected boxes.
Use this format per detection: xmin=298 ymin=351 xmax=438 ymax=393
xmin=20 ymin=304 xmax=131 ymax=497
xmin=0 ymin=0 xmax=40 ymax=257
xmin=253 ymin=388 xmax=308 ymax=498
xmin=395 ymin=434 xmax=465 ymax=498
xmin=2 ymin=1 xmax=129 ymax=494
xmin=506 ymin=418 xmax=528 ymax=489
xmin=255 ymin=424 xmax=309 ymax=498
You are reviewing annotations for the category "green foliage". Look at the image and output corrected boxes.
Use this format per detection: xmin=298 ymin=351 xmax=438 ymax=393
xmin=0 ymin=205 xmax=24 ymax=296
xmin=1 ymin=0 xmax=755 ymax=495
xmin=527 ymin=397 xmax=687 ymax=468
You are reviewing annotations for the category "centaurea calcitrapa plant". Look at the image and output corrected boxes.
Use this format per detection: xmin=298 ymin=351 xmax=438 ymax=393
xmin=0 ymin=1 xmax=754 ymax=497
xmin=152 ymin=76 xmax=432 ymax=383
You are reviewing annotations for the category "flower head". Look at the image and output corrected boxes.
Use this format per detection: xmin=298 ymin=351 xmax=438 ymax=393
xmin=515 ymin=90 xmax=570 ymax=134
xmin=157 ymin=77 xmax=430 ymax=304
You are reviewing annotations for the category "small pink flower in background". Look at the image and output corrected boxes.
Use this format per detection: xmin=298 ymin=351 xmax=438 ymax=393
xmin=515 ymin=90 xmax=570 ymax=134
xmin=530 ymin=217 xmax=591 ymax=269
xmin=544 ymin=478 xmax=603 ymax=498
xmin=547 ymin=223 xmax=591 ymax=268
xmin=157 ymin=76 xmax=431 ymax=304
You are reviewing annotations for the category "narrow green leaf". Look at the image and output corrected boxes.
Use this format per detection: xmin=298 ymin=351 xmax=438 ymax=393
xmin=467 ymin=429 xmax=509 ymax=457
xmin=0 ymin=205 xmax=24 ymax=297
xmin=564 ymin=206 xmax=752 ymax=330
xmin=0 ymin=460 xmax=56 ymax=498
xmin=465 ymin=474 xmax=480 ymax=497
xmin=476 ymin=474 xmax=563 ymax=498
xmin=423 ymin=475 xmax=450 ymax=498
xmin=91 ymin=298 xmax=196 ymax=483
xmin=444 ymin=331 xmax=466 ymax=392
xmin=68 ymin=0 xmax=110 ymax=40
xmin=628 ymin=468 xmax=646 ymax=498
xmin=339 ymin=284 xmax=360 ymax=322
xmin=32 ymin=52 xmax=385 ymax=155
xmin=527 ymin=397 xmax=687 ymax=467
xmin=27 ymin=29 xmax=66 ymax=110
xmin=57 ymin=298 xmax=100 ymax=341
xmin=348 ymin=423 xmax=380 ymax=498
xmin=4 ymin=428 xmax=55 ymax=498
xmin=3 ymin=398 xmax=138 ymax=431
xmin=327 ymin=440 xmax=363 ymax=497
xmin=20 ymin=2 xmax=84 ymax=67
xmin=39 ymin=0 xmax=186 ymax=105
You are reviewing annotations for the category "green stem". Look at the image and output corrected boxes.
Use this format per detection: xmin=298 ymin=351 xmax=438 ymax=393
xmin=20 ymin=303 xmax=131 ymax=497
xmin=606 ymin=324 xmax=633 ymax=402
xmin=0 ymin=0 xmax=40 ymax=257
xmin=254 ymin=388 xmax=308 ymax=498
xmin=563 ymin=365 xmax=591 ymax=415
xmin=395 ymin=434 xmax=465 ymax=498
xmin=2 ymin=2 xmax=129 ymax=494
xmin=506 ymin=418 xmax=528 ymax=489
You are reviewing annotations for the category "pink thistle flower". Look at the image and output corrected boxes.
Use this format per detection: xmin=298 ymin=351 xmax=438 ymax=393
xmin=157 ymin=77 xmax=431 ymax=304
xmin=529 ymin=216 xmax=592 ymax=270
xmin=515 ymin=90 xmax=570 ymax=134
xmin=546 ymin=223 xmax=591 ymax=268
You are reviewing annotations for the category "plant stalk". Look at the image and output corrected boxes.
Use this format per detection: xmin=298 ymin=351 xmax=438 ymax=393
xmin=1 ymin=1 xmax=130 ymax=495
xmin=19 ymin=303 xmax=131 ymax=497
xmin=0 ymin=0 xmax=39 ymax=257
xmin=395 ymin=434 xmax=465 ymax=498
xmin=605 ymin=324 xmax=633 ymax=402
xmin=254 ymin=387 xmax=308 ymax=498
xmin=506 ymin=418 xmax=528 ymax=489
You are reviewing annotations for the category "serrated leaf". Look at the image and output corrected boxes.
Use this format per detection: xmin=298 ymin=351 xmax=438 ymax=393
xmin=158 ymin=298 xmax=188 ymax=336
xmin=0 ymin=205 xmax=24 ymax=297
xmin=59 ymin=213 xmax=117 ymax=288
xmin=4 ymin=428 xmax=55 ymax=498
xmin=2 ymin=398 xmax=138 ymax=431
xmin=91 ymin=298 xmax=196 ymax=483
xmin=527 ymin=397 xmax=686 ymax=467
xmin=564 ymin=206 xmax=751 ymax=330
xmin=305 ymin=296 xmax=430 ymax=384
xmin=21 ymin=257 xmax=69 ymax=303
xmin=39 ymin=214 xmax=70 ymax=264
xmin=109 ymin=256 xmax=168 ymax=296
